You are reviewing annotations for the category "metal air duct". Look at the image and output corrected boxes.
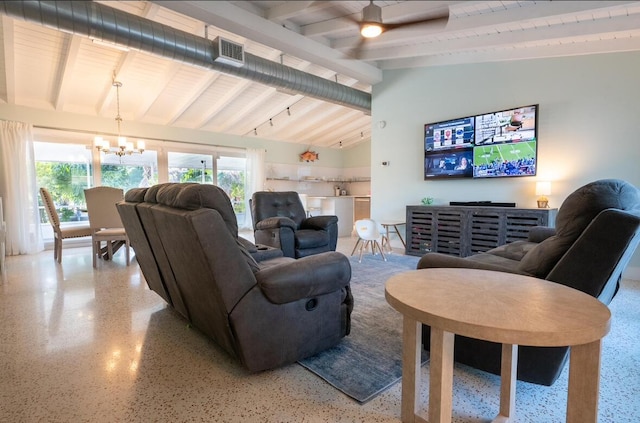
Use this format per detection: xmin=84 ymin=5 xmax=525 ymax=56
xmin=0 ymin=0 xmax=371 ymax=113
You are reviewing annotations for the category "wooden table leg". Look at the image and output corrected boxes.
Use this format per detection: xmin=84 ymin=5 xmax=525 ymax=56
xmin=428 ymin=327 xmax=454 ymax=423
xmin=384 ymin=225 xmax=392 ymax=253
xmin=401 ymin=317 xmax=422 ymax=422
xmin=394 ymin=224 xmax=406 ymax=248
xmin=566 ymin=340 xmax=602 ymax=423
xmin=494 ymin=343 xmax=518 ymax=422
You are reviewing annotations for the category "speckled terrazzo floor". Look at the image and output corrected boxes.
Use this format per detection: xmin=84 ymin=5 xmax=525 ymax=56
xmin=1 ymin=236 xmax=638 ymax=422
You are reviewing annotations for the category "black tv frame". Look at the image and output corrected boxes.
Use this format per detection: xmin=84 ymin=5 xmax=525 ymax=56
xmin=424 ymin=104 xmax=538 ymax=180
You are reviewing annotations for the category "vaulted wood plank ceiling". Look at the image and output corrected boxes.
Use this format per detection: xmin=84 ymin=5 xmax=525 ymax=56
xmin=1 ymin=1 xmax=639 ymax=149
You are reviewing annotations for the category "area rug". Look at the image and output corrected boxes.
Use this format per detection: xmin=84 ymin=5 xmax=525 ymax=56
xmin=298 ymin=252 xmax=426 ymax=403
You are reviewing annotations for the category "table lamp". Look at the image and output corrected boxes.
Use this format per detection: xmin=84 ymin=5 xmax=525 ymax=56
xmin=536 ymin=181 xmax=551 ymax=208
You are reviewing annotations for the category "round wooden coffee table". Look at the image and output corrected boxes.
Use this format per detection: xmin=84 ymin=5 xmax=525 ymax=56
xmin=385 ymin=268 xmax=611 ymax=423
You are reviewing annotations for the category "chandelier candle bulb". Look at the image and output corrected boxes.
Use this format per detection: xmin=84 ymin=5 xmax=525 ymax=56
xmin=137 ymin=140 xmax=145 ymax=151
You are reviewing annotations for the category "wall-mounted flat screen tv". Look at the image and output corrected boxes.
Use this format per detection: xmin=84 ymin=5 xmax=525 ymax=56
xmin=424 ymin=104 xmax=538 ymax=180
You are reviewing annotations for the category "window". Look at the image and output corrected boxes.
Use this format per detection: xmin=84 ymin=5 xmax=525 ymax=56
xmin=34 ymin=141 xmax=93 ymax=231
xmin=100 ymin=150 xmax=158 ymax=190
xmin=217 ymin=155 xmax=246 ymax=216
xmin=168 ymin=152 xmax=213 ymax=183
xmin=166 ymin=150 xmax=247 ymax=220
xmin=34 ymin=129 xmax=248 ymax=243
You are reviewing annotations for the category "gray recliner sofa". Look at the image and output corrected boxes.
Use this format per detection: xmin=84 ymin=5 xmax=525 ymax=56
xmin=418 ymin=178 xmax=640 ymax=385
xmin=117 ymin=183 xmax=353 ymax=372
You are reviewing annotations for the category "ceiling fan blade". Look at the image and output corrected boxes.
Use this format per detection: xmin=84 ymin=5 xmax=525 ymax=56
xmin=348 ymin=37 xmax=368 ymax=60
xmin=382 ymin=7 xmax=450 ymax=32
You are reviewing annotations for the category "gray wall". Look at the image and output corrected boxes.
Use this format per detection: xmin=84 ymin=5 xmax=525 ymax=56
xmin=370 ymin=51 xmax=640 ymax=278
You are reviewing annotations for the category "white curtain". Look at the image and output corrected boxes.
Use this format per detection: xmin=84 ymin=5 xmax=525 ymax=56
xmin=241 ymin=148 xmax=266 ymax=230
xmin=0 ymin=120 xmax=44 ymax=255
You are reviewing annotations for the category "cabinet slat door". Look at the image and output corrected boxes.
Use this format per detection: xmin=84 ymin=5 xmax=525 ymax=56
xmin=504 ymin=211 xmax=549 ymax=243
xmin=469 ymin=211 xmax=501 ymax=254
xmin=434 ymin=210 xmax=463 ymax=256
xmin=406 ymin=206 xmax=435 ymax=255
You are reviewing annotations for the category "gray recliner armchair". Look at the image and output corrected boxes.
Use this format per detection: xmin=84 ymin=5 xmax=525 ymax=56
xmin=418 ymin=178 xmax=640 ymax=385
xmin=117 ymin=183 xmax=353 ymax=372
xmin=250 ymin=191 xmax=338 ymax=258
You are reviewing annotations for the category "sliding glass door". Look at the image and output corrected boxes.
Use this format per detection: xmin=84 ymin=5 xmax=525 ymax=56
xmin=217 ymin=154 xmax=247 ymax=223
xmin=167 ymin=152 xmax=213 ymax=184
xmin=166 ymin=150 xmax=247 ymax=222
xmin=34 ymin=129 xmax=249 ymax=244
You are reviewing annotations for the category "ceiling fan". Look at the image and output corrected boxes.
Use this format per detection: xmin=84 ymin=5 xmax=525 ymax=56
xmin=343 ymin=1 xmax=449 ymax=59
xmin=358 ymin=1 xmax=450 ymax=38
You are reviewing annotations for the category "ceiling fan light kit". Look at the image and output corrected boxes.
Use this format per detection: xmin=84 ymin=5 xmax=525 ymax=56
xmin=361 ymin=1 xmax=383 ymax=38
xmin=361 ymin=23 xmax=383 ymax=38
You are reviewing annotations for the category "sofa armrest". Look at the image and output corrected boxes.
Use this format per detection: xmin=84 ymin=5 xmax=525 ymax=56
xmin=255 ymin=216 xmax=297 ymax=231
xmin=418 ymin=252 xmax=529 ymax=275
xmin=301 ymin=215 xmax=338 ymax=230
xmin=255 ymin=251 xmax=351 ymax=304
xmin=528 ymin=226 xmax=556 ymax=243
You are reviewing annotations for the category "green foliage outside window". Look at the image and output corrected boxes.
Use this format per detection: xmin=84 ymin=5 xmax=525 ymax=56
xmin=36 ymin=162 xmax=91 ymax=223
xmin=218 ymin=170 xmax=245 ymax=214
xmin=36 ymin=160 xmax=244 ymax=222
xmin=171 ymin=168 xmax=245 ymax=214
xmin=100 ymin=164 xmax=157 ymax=192
xmin=177 ymin=168 xmax=213 ymax=184
xmin=36 ymin=161 xmax=158 ymax=223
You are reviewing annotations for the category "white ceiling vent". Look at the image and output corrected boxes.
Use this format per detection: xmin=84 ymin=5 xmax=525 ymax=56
xmin=214 ymin=37 xmax=244 ymax=67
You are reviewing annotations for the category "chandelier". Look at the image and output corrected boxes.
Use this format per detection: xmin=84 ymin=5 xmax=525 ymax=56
xmin=94 ymin=78 xmax=145 ymax=158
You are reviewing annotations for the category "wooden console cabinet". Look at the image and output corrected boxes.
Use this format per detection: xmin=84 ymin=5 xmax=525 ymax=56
xmin=405 ymin=205 xmax=557 ymax=257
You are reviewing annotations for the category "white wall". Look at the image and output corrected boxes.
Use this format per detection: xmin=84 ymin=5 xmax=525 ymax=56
xmin=370 ymin=51 xmax=640 ymax=278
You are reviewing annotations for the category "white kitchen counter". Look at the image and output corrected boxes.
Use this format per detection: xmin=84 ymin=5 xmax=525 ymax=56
xmin=305 ymin=196 xmax=370 ymax=237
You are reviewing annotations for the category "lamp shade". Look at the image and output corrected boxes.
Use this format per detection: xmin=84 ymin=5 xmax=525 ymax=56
xmin=536 ymin=181 xmax=551 ymax=196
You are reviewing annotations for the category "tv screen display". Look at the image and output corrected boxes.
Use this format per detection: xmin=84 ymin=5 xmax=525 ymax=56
xmin=424 ymin=104 xmax=538 ymax=180
xmin=424 ymin=148 xmax=473 ymax=179
xmin=425 ymin=116 xmax=474 ymax=152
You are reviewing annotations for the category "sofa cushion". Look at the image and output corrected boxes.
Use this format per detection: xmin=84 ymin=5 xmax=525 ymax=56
xmin=124 ymin=187 xmax=148 ymax=203
xmin=487 ymin=240 xmax=537 ymax=262
xmin=518 ymin=179 xmax=640 ymax=278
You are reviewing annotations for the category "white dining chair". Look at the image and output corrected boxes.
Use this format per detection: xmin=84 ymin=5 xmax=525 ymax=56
xmin=84 ymin=186 xmax=130 ymax=268
xmin=351 ymin=218 xmax=387 ymax=263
